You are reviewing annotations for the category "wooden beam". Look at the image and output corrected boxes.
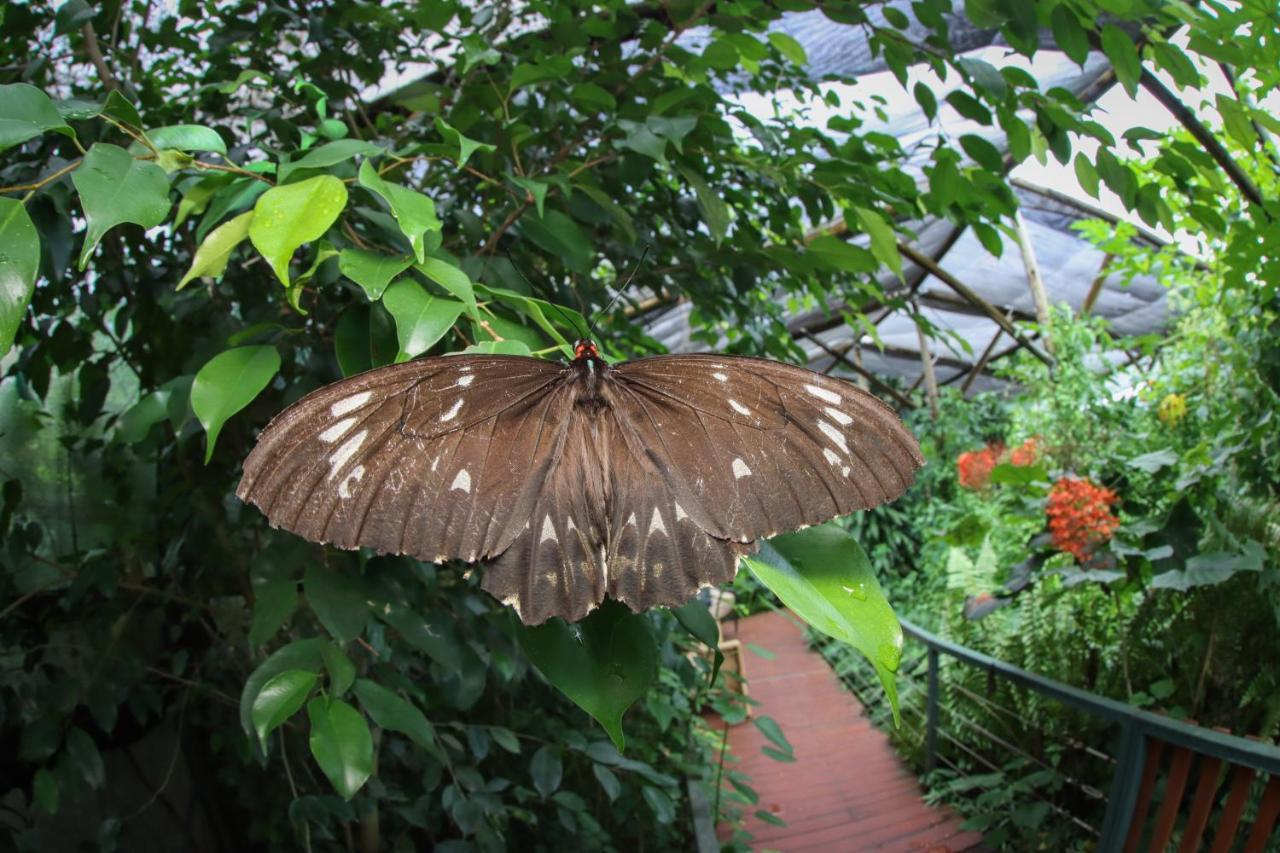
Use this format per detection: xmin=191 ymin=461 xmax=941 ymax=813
xmin=960 ymin=329 xmax=1005 ymax=394
xmin=1139 ymin=68 xmax=1266 ymax=210
xmin=1081 ymin=253 xmax=1114 ymax=316
xmin=897 ymin=241 xmax=1055 ymax=367
xmin=914 ymin=312 xmax=939 ymax=417
xmin=1013 ymin=208 xmax=1053 ymax=353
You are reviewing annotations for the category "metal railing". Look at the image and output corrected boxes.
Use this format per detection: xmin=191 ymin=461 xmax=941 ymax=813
xmin=899 ymin=618 xmax=1280 ymax=851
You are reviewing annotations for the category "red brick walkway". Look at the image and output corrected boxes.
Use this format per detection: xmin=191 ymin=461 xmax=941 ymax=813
xmin=718 ymin=610 xmax=984 ymax=852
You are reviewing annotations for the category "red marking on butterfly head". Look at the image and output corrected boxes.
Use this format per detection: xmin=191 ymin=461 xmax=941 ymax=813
xmin=573 ymin=339 xmax=599 ymax=361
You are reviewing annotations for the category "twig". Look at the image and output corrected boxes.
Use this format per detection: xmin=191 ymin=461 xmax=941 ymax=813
xmin=0 ymin=160 xmax=82 ymax=197
xmin=80 ymin=21 xmax=120 ymax=92
xmin=191 ymin=159 xmax=273 ymax=185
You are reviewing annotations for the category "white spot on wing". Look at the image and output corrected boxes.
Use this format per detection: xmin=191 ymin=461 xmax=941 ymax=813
xmin=713 ymin=371 xmax=728 ymax=382
xmin=330 ymin=392 xmax=371 ymax=417
xmin=674 ymin=503 xmax=688 ymax=521
xmin=328 ymin=430 xmax=368 ymax=478
xmin=450 ymin=469 xmax=471 ymax=492
xmin=728 ymin=399 xmax=750 ymax=416
xmin=337 ymin=465 xmax=365 ymax=498
xmin=431 ymin=455 xmax=440 ymax=472
xmin=440 ymin=398 xmax=464 ymax=422
xmin=805 ymin=383 xmax=841 ymax=405
xmin=318 ymin=417 xmax=357 ymax=443
xmin=732 ymin=458 xmax=752 ymax=479
xmin=818 ymin=420 xmax=849 ymax=454
xmin=824 ymin=406 xmax=853 ymax=426
xmin=457 ymin=374 xmax=475 ymax=387
xmin=540 ymin=517 xmax=557 ymax=543
xmin=823 ymin=447 xmax=842 ymax=467
xmin=625 ymin=512 xmax=638 ymax=529
xmin=649 ymin=508 xmax=667 ymax=535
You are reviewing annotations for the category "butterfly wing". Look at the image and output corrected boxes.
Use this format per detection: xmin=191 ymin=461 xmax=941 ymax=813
xmin=608 ymin=353 xmax=924 ymax=543
xmin=237 ymin=355 xmax=571 ymax=563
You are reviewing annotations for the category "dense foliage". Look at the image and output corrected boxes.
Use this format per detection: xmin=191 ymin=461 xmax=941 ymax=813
xmin=835 ymin=137 xmax=1280 ymax=846
xmin=4 ymin=0 xmax=1279 ymax=848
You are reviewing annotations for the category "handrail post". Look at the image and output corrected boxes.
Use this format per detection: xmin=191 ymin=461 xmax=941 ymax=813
xmin=1098 ymin=718 xmax=1148 ymax=850
xmin=925 ymin=647 xmax=939 ymax=774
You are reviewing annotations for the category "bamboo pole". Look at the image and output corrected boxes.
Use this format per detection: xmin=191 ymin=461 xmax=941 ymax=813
xmin=1013 ymin=209 xmax=1053 ymax=353
xmin=914 ymin=311 xmax=939 ymax=417
xmin=897 ymin=241 xmax=1055 ymax=366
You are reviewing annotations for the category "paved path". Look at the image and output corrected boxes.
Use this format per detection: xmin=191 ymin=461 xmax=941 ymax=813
xmin=718 ymin=610 xmax=985 ymax=852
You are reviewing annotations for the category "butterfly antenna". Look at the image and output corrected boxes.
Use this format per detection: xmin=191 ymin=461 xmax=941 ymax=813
xmin=504 ymin=251 xmax=588 ymax=339
xmin=587 ymin=245 xmax=650 ymax=339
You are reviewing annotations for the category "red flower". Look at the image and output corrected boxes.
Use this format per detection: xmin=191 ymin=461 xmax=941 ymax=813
xmin=1009 ymin=436 xmax=1040 ymax=467
xmin=957 ymin=442 xmax=1004 ymax=490
xmin=1046 ymin=477 xmax=1119 ymax=562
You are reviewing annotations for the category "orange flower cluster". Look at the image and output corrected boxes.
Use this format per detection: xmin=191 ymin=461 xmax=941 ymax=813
xmin=1046 ymin=477 xmax=1120 ymax=562
xmin=1009 ymin=436 xmax=1041 ymax=467
xmin=957 ymin=442 xmax=1004 ymax=489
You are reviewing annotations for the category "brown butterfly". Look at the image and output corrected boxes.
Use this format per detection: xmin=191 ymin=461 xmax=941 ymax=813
xmin=237 ymin=339 xmax=923 ymax=624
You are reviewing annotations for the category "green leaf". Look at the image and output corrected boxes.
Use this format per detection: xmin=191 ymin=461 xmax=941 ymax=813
xmin=672 ymin=599 xmax=723 ymax=685
xmin=147 ymin=124 xmax=227 ymax=155
xmin=382 ymin=279 xmax=464 ymax=360
xmin=0 ymin=199 xmax=40 ymax=357
xmin=945 ymin=91 xmax=992 ymax=125
xmin=100 ymin=90 xmax=144 ymax=130
xmin=958 ymin=134 xmax=1004 ymax=172
xmin=475 ymin=284 xmax=584 ymax=347
xmin=239 ymin=638 xmax=327 ymax=738
xmin=752 ymin=715 xmax=793 ymax=757
xmin=676 ymin=167 xmax=730 ymax=245
xmin=33 ymin=767 xmax=58 ymax=815
xmin=1073 ymin=153 xmax=1100 ymax=198
xmin=190 ymin=345 xmax=280 ymax=463
xmin=304 ymin=562 xmax=367 ymax=643
xmin=490 ymin=726 xmax=521 ymax=754
xmin=352 ymin=679 xmax=441 ymax=758
xmin=517 ymin=600 xmax=658 ymax=751
xmin=0 ymin=83 xmax=75 ymax=152
xmin=531 ymin=745 xmax=563 ymax=797
xmin=434 ymin=117 xmax=496 ymax=168
xmin=249 ymin=576 xmax=296 ymax=647
xmin=249 ymin=175 xmax=348 ymax=286
xmin=357 ymin=160 xmax=440 ymax=262
xmin=55 ymin=0 xmax=96 ymax=33
xmin=322 ymin=644 xmax=356 ymax=697
xmin=643 ymin=787 xmax=676 ymax=823
xmin=755 ymin=809 xmax=787 ymax=827
xmin=462 ymin=339 xmax=532 ymax=355
xmin=338 ymin=249 xmax=412 ymax=301
xmin=806 ymin=235 xmax=877 ymax=273
xmin=510 ymin=175 xmax=548 ymax=218
xmin=1127 ymin=447 xmax=1178 ymax=473
xmin=1100 ymin=25 xmax=1141 ymax=97
xmin=516 ymin=209 xmax=594 ymax=274
xmin=178 ymin=210 xmax=253 ymax=289
xmin=592 ymin=764 xmax=621 ymax=801
xmin=744 ymin=525 xmax=902 ymax=725
xmin=65 ymin=727 xmax=105 ymax=789
xmin=415 ymin=256 xmax=477 ymax=317
xmin=252 ymin=670 xmax=318 ymax=748
xmin=1049 ymin=6 xmax=1090 ymax=67
xmin=72 ymin=143 xmax=171 ymax=269
xmin=278 ymin=140 xmax=383 ymax=183
xmin=768 ymin=31 xmax=807 ymax=65
xmin=1151 ymin=543 xmax=1265 ymax=591
xmin=307 ymin=697 xmax=373 ymax=800
xmin=853 ymin=206 xmax=902 ymax=277
xmin=570 ymin=82 xmax=616 ymax=113
xmin=1215 ymin=94 xmax=1257 ymax=149
xmin=913 ymin=82 xmax=938 ymax=122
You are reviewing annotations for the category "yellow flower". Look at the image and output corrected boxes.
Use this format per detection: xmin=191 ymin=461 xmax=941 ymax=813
xmin=1158 ymin=392 xmax=1187 ymax=426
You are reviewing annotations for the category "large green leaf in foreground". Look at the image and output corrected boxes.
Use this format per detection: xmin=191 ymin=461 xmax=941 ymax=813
xmin=517 ymin=600 xmax=657 ymax=751
xmin=744 ymin=523 xmax=902 ymax=724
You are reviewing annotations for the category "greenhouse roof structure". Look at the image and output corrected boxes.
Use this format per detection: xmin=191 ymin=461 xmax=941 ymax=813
xmin=634 ymin=5 xmax=1180 ymax=398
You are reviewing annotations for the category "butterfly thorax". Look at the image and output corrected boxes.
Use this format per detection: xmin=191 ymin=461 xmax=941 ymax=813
xmin=571 ymin=338 xmax=610 ymax=415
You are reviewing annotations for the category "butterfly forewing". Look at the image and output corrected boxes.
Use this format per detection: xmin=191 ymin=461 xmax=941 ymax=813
xmin=609 ymin=354 xmax=924 ymax=542
xmin=237 ymin=356 xmax=571 ymax=563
